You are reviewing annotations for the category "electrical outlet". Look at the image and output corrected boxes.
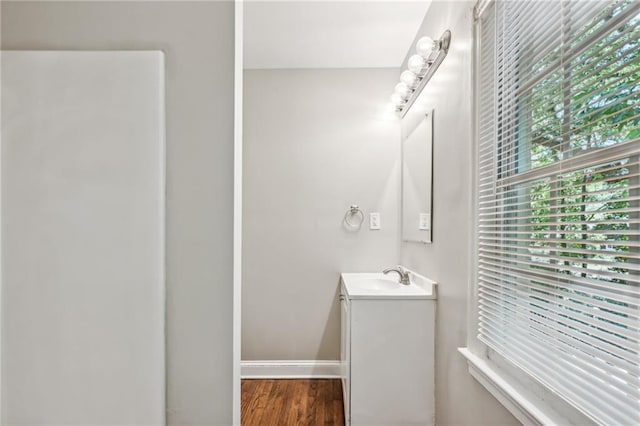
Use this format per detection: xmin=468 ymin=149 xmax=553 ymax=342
xmin=419 ymin=213 xmax=431 ymax=230
xmin=370 ymin=212 xmax=381 ymax=230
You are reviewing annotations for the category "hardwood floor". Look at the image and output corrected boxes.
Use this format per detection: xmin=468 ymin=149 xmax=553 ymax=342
xmin=241 ymin=379 xmax=345 ymax=426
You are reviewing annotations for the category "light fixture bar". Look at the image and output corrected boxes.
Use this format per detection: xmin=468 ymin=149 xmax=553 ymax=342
xmin=395 ymin=29 xmax=451 ymax=118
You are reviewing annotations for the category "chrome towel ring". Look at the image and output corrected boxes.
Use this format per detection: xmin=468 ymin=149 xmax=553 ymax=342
xmin=344 ymin=205 xmax=365 ymax=229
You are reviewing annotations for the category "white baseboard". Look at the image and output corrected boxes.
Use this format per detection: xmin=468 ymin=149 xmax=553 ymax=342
xmin=241 ymin=360 xmax=341 ymax=379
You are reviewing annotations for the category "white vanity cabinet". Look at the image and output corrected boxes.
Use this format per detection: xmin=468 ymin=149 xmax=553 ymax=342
xmin=340 ymin=272 xmax=437 ymax=426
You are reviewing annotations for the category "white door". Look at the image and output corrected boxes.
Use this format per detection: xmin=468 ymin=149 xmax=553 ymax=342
xmin=1 ymin=51 xmax=165 ymax=425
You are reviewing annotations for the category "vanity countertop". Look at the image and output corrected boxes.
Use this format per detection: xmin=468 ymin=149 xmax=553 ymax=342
xmin=341 ymin=272 xmax=437 ymax=300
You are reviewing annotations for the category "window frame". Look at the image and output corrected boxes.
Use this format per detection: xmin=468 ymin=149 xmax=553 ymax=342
xmin=462 ymin=1 xmax=639 ymax=424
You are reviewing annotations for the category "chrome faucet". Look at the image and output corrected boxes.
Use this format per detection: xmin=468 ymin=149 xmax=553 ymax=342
xmin=383 ymin=266 xmax=410 ymax=285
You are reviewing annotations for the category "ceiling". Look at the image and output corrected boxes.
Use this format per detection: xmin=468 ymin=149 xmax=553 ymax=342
xmin=244 ymin=1 xmax=432 ymax=69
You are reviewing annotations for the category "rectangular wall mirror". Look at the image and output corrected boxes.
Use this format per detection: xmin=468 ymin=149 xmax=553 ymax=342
xmin=402 ymin=110 xmax=434 ymax=243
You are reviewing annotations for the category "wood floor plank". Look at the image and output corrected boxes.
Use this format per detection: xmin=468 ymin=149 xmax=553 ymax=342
xmin=297 ymin=380 xmax=308 ymax=423
xmin=267 ymin=380 xmax=286 ymax=426
xmin=241 ymin=379 xmax=344 ymax=426
xmin=249 ymin=379 xmax=275 ymax=426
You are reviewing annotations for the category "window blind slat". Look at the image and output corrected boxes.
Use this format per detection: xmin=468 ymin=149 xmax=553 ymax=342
xmin=479 ymin=266 xmax=639 ymax=320
xmin=479 ymin=234 xmax=640 ymax=250
xmin=476 ymin=240 xmax=638 ymax=261
xmin=479 ymin=180 xmax=640 ymax=210
xmin=480 ymin=255 xmax=640 ymax=292
xmin=479 ymin=257 xmax=639 ymax=294
xmin=479 ymin=217 xmax=640 ymax=229
xmin=477 ymin=260 xmax=640 ymax=304
xmin=480 ymin=246 xmax=640 ymax=274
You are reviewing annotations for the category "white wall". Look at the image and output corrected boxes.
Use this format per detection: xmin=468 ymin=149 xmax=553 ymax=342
xmin=242 ymin=68 xmax=400 ymax=360
xmin=399 ymin=1 xmax=519 ymax=425
xmin=1 ymin=2 xmax=235 ymax=424
xmin=2 ymin=51 xmax=165 ymax=425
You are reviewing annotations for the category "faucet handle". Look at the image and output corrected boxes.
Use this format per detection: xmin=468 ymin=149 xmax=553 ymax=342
xmin=398 ymin=266 xmax=411 ymax=284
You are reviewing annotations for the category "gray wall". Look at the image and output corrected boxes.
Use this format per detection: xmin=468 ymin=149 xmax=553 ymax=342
xmin=242 ymin=69 xmax=399 ymax=360
xmin=2 ymin=51 xmax=166 ymax=425
xmin=1 ymin=2 xmax=235 ymax=424
xmin=400 ymin=2 xmax=518 ymax=425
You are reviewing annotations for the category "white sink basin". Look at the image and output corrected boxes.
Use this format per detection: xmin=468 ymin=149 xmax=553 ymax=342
xmin=341 ymin=272 xmax=437 ymax=300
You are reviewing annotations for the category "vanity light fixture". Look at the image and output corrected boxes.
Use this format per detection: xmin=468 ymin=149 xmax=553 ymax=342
xmin=394 ymin=82 xmax=411 ymax=98
xmin=399 ymin=70 xmax=418 ymax=87
xmin=390 ymin=29 xmax=451 ymax=117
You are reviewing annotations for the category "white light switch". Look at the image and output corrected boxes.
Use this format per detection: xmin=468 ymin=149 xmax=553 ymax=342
xmin=370 ymin=212 xmax=381 ymax=230
xmin=419 ymin=213 xmax=431 ymax=230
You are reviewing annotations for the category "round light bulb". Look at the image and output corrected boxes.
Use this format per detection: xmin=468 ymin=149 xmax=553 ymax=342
xmin=408 ymin=54 xmax=426 ymax=73
xmin=394 ymin=82 xmax=410 ymax=98
xmin=400 ymin=70 xmax=417 ymax=87
xmin=416 ymin=36 xmax=438 ymax=57
xmin=390 ymin=93 xmax=405 ymax=106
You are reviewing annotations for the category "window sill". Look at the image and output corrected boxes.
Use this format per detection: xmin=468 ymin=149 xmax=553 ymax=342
xmin=458 ymin=348 xmax=573 ymax=426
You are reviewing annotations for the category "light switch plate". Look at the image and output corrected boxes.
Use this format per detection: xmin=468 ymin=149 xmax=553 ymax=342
xmin=370 ymin=212 xmax=381 ymax=230
xmin=419 ymin=213 xmax=431 ymax=230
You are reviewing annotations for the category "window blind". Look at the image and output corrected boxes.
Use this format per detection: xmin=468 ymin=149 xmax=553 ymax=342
xmin=476 ymin=1 xmax=640 ymax=424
